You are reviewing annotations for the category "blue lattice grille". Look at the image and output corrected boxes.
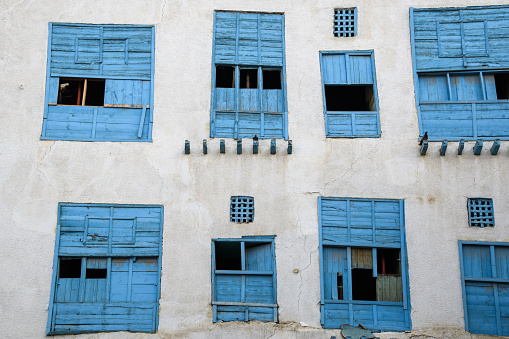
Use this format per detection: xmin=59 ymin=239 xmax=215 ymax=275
xmin=334 ymin=8 xmax=357 ymax=37
xmin=230 ymin=196 xmax=254 ymax=223
xmin=468 ymin=198 xmax=494 ymax=228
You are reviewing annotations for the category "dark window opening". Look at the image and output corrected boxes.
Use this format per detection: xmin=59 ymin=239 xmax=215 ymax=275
xmin=337 ymin=273 xmax=344 ymax=300
xmin=59 ymin=258 xmax=82 ymax=278
xmin=240 ymin=69 xmax=258 ymax=89
xmin=377 ymin=249 xmax=401 ymax=275
xmin=86 ymin=268 xmax=107 ymax=279
xmin=324 ymin=85 xmax=375 ymax=111
xmin=495 ymin=73 xmax=509 ymax=99
xmin=57 ymin=78 xmax=105 ymax=106
xmin=263 ymin=70 xmax=281 ymax=89
xmin=215 ymin=242 xmax=242 ymax=270
xmin=352 ymin=268 xmax=376 ymax=301
xmin=216 ymin=66 xmax=235 ymax=88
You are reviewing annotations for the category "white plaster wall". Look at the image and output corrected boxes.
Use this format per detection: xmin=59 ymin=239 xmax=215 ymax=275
xmin=1 ymin=0 xmax=509 ymax=338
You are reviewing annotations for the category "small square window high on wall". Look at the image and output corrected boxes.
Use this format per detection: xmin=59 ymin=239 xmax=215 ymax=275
xmin=334 ymin=8 xmax=357 ymax=37
xmin=468 ymin=198 xmax=494 ymax=228
xmin=230 ymin=196 xmax=254 ymax=223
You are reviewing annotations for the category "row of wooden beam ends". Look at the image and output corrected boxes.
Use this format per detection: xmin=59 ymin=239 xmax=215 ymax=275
xmin=420 ymin=139 xmax=501 ymax=156
xmin=184 ymin=139 xmax=293 ymax=155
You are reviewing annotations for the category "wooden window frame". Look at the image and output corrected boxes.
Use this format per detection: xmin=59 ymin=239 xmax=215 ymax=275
xmin=211 ymin=236 xmax=278 ymax=322
xmin=318 ymin=197 xmax=411 ymax=331
xmin=459 ymin=241 xmax=509 ymax=335
xmin=46 ymin=203 xmax=163 ymax=335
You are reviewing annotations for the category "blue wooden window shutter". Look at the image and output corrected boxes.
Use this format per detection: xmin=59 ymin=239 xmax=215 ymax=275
xmin=411 ymin=6 xmax=509 ymax=141
xmin=212 ymin=236 xmax=278 ymax=322
xmin=319 ymin=51 xmax=381 ymax=137
xmin=42 ymin=23 xmax=155 ymax=142
xmin=210 ymin=12 xmax=288 ymax=140
xmin=334 ymin=8 xmax=357 ymax=37
xmin=318 ymin=197 xmax=411 ymax=331
xmin=46 ymin=203 xmax=163 ymax=335
xmin=468 ymin=198 xmax=494 ymax=228
xmin=459 ymin=241 xmax=509 ymax=335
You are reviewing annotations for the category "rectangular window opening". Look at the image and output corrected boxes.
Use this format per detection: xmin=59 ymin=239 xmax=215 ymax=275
xmin=240 ymin=69 xmax=258 ymax=89
xmin=59 ymin=258 xmax=82 ymax=278
xmin=216 ymin=66 xmax=235 ymax=88
xmin=495 ymin=73 xmax=509 ymax=99
xmin=86 ymin=268 xmax=107 ymax=279
xmin=377 ymin=249 xmax=401 ymax=275
xmin=57 ymin=78 xmax=105 ymax=106
xmin=215 ymin=241 xmax=242 ymax=270
xmin=352 ymin=268 xmax=377 ymax=301
xmin=263 ymin=69 xmax=282 ymax=89
xmin=337 ymin=273 xmax=344 ymax=300
xmin=325 ymin=85 xmax=375 ymax=111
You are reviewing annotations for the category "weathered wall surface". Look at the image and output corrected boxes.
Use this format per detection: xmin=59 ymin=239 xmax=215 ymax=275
xmin=1 ymin=0 xmax=509 ymax=338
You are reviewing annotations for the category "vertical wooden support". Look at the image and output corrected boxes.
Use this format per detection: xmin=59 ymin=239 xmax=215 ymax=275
xmin=220 ymin=140 xmax=225 ymax=154
xmin=440 ymin=140 xmax=448 ymax=156
xmin=184 ymin=140 xmax=190 ymax=155
xmin=137 ymin=105 xmax=147 ymax=138
xmin=203 ymin=139 xmax=207 ymax=154
xmin=458 ymin=139 xmax=465 ymax=155
xmin=287 ymin=140 xmax=292 ymax=154
xmin=237 ymin=139 xmax=242 ymax=154
xmin=473 ymin=139 xmax=483 ymax=155
xmin=270 ymin=139 xmax=276 ymax=154
xmin=420 ymin=141 xmax=428 ymax=155
xmin=253 ymin=140 xmax=259 ymax=154
xmin=491 ymin=139 xmax=500 ymax=155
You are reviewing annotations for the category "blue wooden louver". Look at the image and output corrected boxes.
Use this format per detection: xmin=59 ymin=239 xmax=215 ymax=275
xmin=411 ymin=6 xmax=509 ymax=141
xmin=230 ymin=196 xmax=254 ymax=223
xmin=318 ymin=197 xmax=411 ymax=331
xmin=319 ymin=51 xmax=381 ymax=137
xmin=210 ymin=12 xmax=288 ymax=140
xmin=334 ymin=8 xmax=357 ymax=37
xmin=468 ymin=198 xmax=494 ymax=228
xmin=459 ymin=241 xmax=509 ymax=335
xmin=42 ymin=23 xmax=155 ymax=142
xmin=212 ymin=236 xmax=277 ymax=322
xmin=47 ymin=203 xmax=163 ymax=335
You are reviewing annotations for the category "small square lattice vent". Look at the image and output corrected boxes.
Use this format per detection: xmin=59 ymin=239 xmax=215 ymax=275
xmin=468 ymin=198 xmax=494 ymax=228
xmin=334 ymin=8 xmax=357 ymax=37
xmin=230 ymin=196 xmax=254 ymax=223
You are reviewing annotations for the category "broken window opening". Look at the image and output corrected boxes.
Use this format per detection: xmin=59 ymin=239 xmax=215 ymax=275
xmin=216 ymin=66 xmax=235 ymax=88
xmin=337 ymin=273 xmax=344 ymax=300
xmin=86 ymin=268 xmax=107 ymax=279
xmin=215 ymin=241 xmax=242 ymax=270
xmin=352 ymin=268 xmax=377 ymax=301
xmin=263 ymin=69 xmax=282 ymax=89
xmin=495 ymin=73 xmax=509 ymax=99
xmin=59 ymin=258 xmax=82 ymax=278
xmin=324 ymin=85 xmax=375 ymax=111
xmin=240 ymin=69 xmax=258 ymax=89
xmin=57 ymin=78 xmax=105 ymax=106
xmin=377 ymin=248 xmax=401 ymax=275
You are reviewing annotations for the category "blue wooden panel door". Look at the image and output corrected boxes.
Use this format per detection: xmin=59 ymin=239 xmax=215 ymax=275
xmin=320 ymin=51 xmax=380 ymax=138
xmin=47 ymin=204 xmax=163 ymax=335
xmin=42 ymin=23 xmax=154 ymax=141
xmin=211 ymin=12 xmax=287 ymax=139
